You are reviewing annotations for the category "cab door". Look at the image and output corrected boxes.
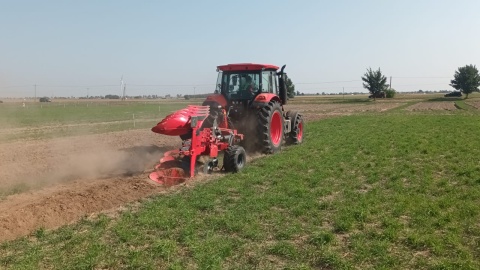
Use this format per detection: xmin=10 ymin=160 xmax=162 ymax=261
xmin=261 ymin=71 xmax=277 ymax=94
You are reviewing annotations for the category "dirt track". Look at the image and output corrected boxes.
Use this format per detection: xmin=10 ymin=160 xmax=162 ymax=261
xmin=0 ymin=102 xmax=399 ymax=242
xmin=0 ymin=129 xmax=179 ymax=241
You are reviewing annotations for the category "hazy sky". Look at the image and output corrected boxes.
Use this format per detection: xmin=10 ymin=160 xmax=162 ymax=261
xmin=1 ymin=0 xmax=479 ymax=98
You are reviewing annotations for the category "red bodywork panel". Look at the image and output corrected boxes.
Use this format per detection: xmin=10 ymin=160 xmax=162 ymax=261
xmin=151 ymin=105 xmax=209 ymax=136
xmin=217 ymin=63 xmax=279 ymax=72
xmin=253 ymin=93 xmax=282 ymax=103
xmin=151 ymin=110 xmax=190 ymax=136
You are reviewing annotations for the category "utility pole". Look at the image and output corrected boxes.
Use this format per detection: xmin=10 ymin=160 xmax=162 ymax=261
xmin=193 ymin=86 xmax=196 ymax=97
xmin=390 ymin=76 xmax=392 ymax=90
xmin=343 ymin=87 xmax=344 ymax=99
xmin=87 ymin=88 xmax=89 ymax=98
xmin=34 ymin=84 xmax=37 ymax=101
xmin=120 ymin=75 xmax=125 ymax=100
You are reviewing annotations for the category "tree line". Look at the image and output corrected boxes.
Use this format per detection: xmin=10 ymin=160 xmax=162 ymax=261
xmin=361 ymin=65 xmax=480 ymax=100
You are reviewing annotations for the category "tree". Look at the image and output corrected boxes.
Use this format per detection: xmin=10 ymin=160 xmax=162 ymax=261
xmin=361 ymin=68 xmax=387 ymax=100
xmin=450 ymin=64 xmax=480 ymax=99
xmin=285 ymin=77 xmax=295 ymax=98
xmin=385 ymin=88 xmax=397 ymax=98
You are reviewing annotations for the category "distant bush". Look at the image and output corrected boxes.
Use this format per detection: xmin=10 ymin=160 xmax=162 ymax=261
xmin=105 ymin=95 xmax=120 ymax=99
xmin=385 ymin=88 xmax=396 ymax=98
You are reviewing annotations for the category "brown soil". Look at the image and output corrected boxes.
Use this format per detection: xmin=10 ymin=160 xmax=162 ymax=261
xmin=0 ymin=102 xmax=398 ymax=242
xmin=285 ymin=102 xmax=402 ymax=121
xmin=0 ymin=129 xmax=182 ymax=242
xmin=465 ymin=101 xmax=480 ymax=109
xmin=405 ymin=102 xmax=457 ymax=111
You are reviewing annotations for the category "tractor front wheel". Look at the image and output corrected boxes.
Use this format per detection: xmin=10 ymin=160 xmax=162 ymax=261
xmin=223 ymin=145 xmax=246 ymax=173
xmin=257 ymin=101 xmax=284 ymax=154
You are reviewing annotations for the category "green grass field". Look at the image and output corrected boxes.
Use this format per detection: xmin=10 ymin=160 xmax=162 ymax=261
xmin=1 ymin=97 xmax=480 ymax=269
xmin=0 ymin=101 xmax=183 ymax=127
xmin=0 ymin=100 xmax=199 ymax=141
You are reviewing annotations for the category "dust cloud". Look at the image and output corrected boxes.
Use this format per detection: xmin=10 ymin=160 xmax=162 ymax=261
xmin=0 ymin=129 xmax=175 ymax=195
xmin=47 ymin=145 xmax=163 ymax=183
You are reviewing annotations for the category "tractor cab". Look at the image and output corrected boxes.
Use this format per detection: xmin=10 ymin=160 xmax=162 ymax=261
xmin=215 ymin=63 xmax=287 ymax=104
xmin=215 ymin=63 xmax=280 ymax=101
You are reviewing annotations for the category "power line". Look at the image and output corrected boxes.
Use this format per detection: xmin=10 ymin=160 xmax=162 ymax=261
xmin=393 ymin=76 xmax=451 ymax=79
xmin=0 ymin=76 xmax=454 ymax=90
xmin=296 ymin=80 xmax=361 ymax=85
xmin=0 ymin=85 xmax=117 ymax=89
xmin=0 ymin=85 xmax=33 ymax=89
xmin=0 ymin=75 xmax=455 ymax=97
xmin=128 ymin=84 xmax=215 ymax=87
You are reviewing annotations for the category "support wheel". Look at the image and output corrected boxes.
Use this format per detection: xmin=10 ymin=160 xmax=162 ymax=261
xmin=286 ymin=111 xmax=304 ymax=145
xmin=257 ymin=101 xmax=284 ymax=154
xmin=223 ymin=145 xmax=246 ymax=173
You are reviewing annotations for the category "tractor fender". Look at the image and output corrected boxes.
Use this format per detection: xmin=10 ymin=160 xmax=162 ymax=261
xmin=202 ymin=94 xmax=228 ymax=108
xmin=250 ymin=93 xmax=282 ymax=109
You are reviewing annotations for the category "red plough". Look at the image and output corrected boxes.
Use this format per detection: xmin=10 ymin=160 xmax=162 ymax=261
xmin=149 ymin=105 xmax=246 ymax=186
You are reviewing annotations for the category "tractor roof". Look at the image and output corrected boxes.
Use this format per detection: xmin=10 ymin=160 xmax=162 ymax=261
xmin=217 ymin=63 xmax=279 ymax=72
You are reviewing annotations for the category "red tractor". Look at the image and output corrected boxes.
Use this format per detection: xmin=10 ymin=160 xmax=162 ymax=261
xmin=203 ymin=63 xmax=304 ymax=153
xmin=149 ymin=63 xmax=304 ymax=185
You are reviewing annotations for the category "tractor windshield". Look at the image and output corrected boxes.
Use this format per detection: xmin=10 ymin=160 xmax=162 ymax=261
xmin=216 ymin=71 xmax=260 ymax=99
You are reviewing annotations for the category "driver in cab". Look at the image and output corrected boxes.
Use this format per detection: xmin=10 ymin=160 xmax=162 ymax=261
xmin=240 ymin=75 xmax=254 ymax=94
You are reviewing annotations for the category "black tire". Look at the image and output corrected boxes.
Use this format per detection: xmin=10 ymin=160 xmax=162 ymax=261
xmin=257 ymin=101 xmax=284 ymax=154
xmin=286 ymin=111 xmax=304 ymax=145
xmin=223 ymin=145 xmax=246 ymax=173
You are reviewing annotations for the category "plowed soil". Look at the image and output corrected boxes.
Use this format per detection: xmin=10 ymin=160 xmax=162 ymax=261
xmin=0 ymin=101 xmax=398 ymax=242
xmin=465 ymin=100 xmax=480 ymax=109
xmin=286 ymin=102 xmax=402 ymax=121
xmin=405 ymin=102 xmax=457 ymax=111
xmin=0 ymin=129 xmax=178 ymax=242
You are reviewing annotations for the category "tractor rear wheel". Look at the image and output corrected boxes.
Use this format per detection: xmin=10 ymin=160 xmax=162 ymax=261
xmin=223 ymin=145 xmax=246 ymax=173
xmin=286 ymin=111 xmax=304 ymax=145
xmin=257 ymin=101 xmax=284 ymax=154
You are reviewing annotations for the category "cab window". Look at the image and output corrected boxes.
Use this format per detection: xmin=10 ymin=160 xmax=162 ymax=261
xmin=261 ymin=71 xmax=274 ymax=93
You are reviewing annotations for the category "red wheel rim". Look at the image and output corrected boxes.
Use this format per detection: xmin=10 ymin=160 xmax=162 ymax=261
xmin=297 ymin=121 xmax=303 ymax=141
xmin=270 ymin=111 xmax=282 ymax=146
